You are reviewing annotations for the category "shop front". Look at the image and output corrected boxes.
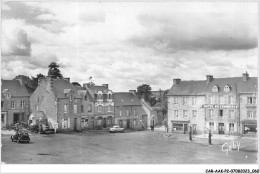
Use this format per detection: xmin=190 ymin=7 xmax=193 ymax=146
xmin=171 ymin=120 xmax=190 ymax=134
xmin=241 ymin=119 xmax=257 ymax=137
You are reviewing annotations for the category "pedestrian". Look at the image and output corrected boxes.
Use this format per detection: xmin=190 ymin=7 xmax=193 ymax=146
xmin=209 ymin=129 xmax=212 ymax=145
xmin=189 ymin=126 xmax=192 ymax=141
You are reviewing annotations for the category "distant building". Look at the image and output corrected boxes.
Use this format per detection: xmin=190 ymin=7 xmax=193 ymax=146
xmin=30 ymin=77 xmax=82 ymax=132
xmin=83 ymin=82 xmax=114 ymax=129
xmin=113 ymin=91 xmax=147 ymax=130
xmin=167 ymin=72 xmax=257 ymax=136
xmin=1 ymin=78 xmax=31 ymax=127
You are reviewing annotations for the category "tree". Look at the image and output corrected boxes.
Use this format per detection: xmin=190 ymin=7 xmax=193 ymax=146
xmin=136 ymin=84 xmax=152 ymax=102
xmin=161 ymin=90 xmax=169 ymax=118
xmin=13 ymin=75 xmax=31 ymax=85
xmin=149 ymin=96 xmax=158 ymax=106
xmin=48 ymin=62 xmax=63 ymax=79
xmin=30 ymin=73 xmax=46 ymax=90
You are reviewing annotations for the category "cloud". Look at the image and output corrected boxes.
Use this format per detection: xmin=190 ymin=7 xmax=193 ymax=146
xmin=79 ymin=12 xmax=105 ymax=23
xmin=2 ymin=29 xmax=31 ymax=57
xmin=128 ymin=12 xmax=257 ymax=52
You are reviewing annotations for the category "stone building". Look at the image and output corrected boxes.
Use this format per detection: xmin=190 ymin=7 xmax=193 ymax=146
xmin=73 ymin=85 xmax=95 ymax=130
xmin=1 ymin=78 xmax=31 ymax=127
xmin=167 ymin=72 xmax=257 ymax=136
xmin=30 ymin=77 xmax=82 ymax=132
xmin=113 ymin=91 xmax=147 ymax=130
xmin=83 ymin=82 xmax=114 ymax=129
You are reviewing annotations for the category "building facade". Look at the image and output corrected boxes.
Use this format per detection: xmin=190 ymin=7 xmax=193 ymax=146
xmin=167 ymin=72 xmax=257 ymax=136
xmin=83 ymin=82 xmax=114 ymax=129
xmin=1 ymin=79 xmax=31 ymax=127
xmin=114 ymin=92 xmax=147 ymax=130
xmin=30 ymin=77 xmax=82 ymax=132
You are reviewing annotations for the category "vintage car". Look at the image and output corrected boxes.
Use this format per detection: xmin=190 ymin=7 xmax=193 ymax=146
xmin=11 ymin=131 xmax=30 ymax=143
xmin=109 ymin=125 xmax=124 ymax=133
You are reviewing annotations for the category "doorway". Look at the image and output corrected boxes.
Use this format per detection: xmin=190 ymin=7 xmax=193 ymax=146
xmin=103 ymin=117 xmax=107 ymax=128
xmin=218 ymin=123 xmax=225 ymax=134
xmin=13 ymin=113 xmax=20 ymax=124
xmin=127 ymin=119 xmax=130 ymax=129
xmin=74 ymin=118 xmax=77 ymax=131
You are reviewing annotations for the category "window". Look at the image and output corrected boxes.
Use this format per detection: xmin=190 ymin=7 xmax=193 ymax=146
xmin=229 ymin=123 xmax=234 ymax=132
xmin=247 ymin=97 xmax=253 ymax=104
xmin=94 ymin=94 xmax=98 ymax=100
xmin=64 ymin=103 xmax=68 ymax=113
xmin=224 ymin=85 xmax=231 ymax=92
xmin=1 ymin=101 xmax=3 ymax=107
xmin=212 ymin=85 xmax=219 ymax=92
xmin=85 ymin=95 xmax=87 ymax=101
xmin=174 ymin=110 xmax=178 ymax=118
xmin=220 ymin=96 xmax=224 ymax=104
xmin=11 ymin=101 xmax=15 ymax=109
xmin=70 ymin=95 xmax=73 ymax=101
xmin=88 ymin=104 xmax=92 ymax=113
xmin=81 ymin=105 xmax=84 ymax=113
xmin=192 ymin=124 xmax=197 ymax=131
xmin=104 ymin=106 xmax=108 ymax=113
xmin=98 ymin=94 xmax=102 ymax=100
xmin=247 ymin=111 xmax=253 ymax=118
xmin=98 ymin=105 xmax=102 ymax=113
xmin=209 ymin=109 xmax=213 ymax=117
xmin=219 ymin=110 xmax=223 ymax=117
xmin=192 ymin=97 xmax=196 ymax=105
xmin=210 ymin=96 xmax=214 ymax=104
xmin=133 ymin=109 xmax=136 ymax=116
xmin=119 ymin=109 xmax=122 ymax=116
xmin=228 ymin=110 xmax=234 ymax=119
xmin=108 ymin=94 xmax=111 ymax=100
xmin=183 ymin=110 xmax=188 ymax=118
xmin=183 ymin=97 xmax=188 ymax=105
xmin=228 ymin=95 xmax=233 ymax=104
xmin=214 ymin=95 xmax=218 ymax=104
xmin=74 ymin=104 xmax=77 ymax=113
xmin=6 ymin=93 xmax=10 ymax=98
xmin=108 ymin=105 xmax=112 ymax=112
xmin=192 ymin=110 xmax=197 ymax=117
xmin=209 ymin=122 xmax=214 ymax=130
xmin=126 ymin=110 xmax=129 ymax=116
xmin=20 ymin=101 xmax=25 ymax=109
xmin=174 ymin=97 xmax=178 ymax=104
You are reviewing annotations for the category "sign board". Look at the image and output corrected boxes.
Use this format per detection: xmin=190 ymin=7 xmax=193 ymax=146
xmin=202 ymin=104 xmax=238 ymax=109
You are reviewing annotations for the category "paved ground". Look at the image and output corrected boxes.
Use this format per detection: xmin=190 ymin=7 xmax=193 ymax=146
xmin=1 ymin=130 xmax=258 ymax=164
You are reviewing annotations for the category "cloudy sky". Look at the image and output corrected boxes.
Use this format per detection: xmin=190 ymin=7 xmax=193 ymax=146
xmin=1 ymin=1 xmax=258 ymax=92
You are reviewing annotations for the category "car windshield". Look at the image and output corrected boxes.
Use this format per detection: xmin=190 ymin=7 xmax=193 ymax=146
xmin=114 ymin=126 xmax=119 ymax=128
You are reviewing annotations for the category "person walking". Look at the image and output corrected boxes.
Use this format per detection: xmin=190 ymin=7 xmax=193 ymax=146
xmin=209 ymin=128 xmax=212 ymax=145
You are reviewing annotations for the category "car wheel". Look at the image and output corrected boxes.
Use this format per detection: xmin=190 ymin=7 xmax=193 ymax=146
xmin=17 ymin=138 xmax=20 ymax=143
xmin=11 ymin=136 xmax=14 ymax=142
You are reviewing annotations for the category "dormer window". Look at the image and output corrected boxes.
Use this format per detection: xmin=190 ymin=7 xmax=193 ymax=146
xmin=212 ymin=85 xmax=219 ymax=92
xmin=6 ymin=93 xmax=10 ymax=98
xmin=224 ymin=85 xmax=231 ymax=92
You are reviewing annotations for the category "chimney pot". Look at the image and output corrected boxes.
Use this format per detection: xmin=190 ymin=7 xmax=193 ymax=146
xmin=129 ymin=90 xmax=136 ymax=95
xmin=173 ymin=79 xmax=181 ymax=85
xmin=102 ymin=84 xmax=109 ymax=89
xmin=206 ymin=75 xmax=213 ymax=83
xmin=242 ymin=71 xmax=249 ymax=81
xmin=64 ymin=77 xmax=70 ymax=83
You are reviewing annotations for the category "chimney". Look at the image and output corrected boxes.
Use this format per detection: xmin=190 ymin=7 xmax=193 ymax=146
xmin=129 ymin=90 xmax=136 ymax=95
xmin=206 ymin=75 xmax=213 ymax=83
xmin=64 ymin=77 xmax=70 ymax=83
xmin=242 ymin=71 xmax=249 ymax=82
xmin=102 ymin=84 xmax=108 ymax=89
xmin=173 ymin=79 xmax=181 ymax=85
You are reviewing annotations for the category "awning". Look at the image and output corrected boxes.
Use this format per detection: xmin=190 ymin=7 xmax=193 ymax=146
xmin=241 ymin=119 xmax=257 ymax=125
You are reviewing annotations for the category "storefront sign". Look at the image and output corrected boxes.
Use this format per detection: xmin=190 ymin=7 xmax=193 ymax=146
xmin=202 ymin=104 xmax=238 ymax=109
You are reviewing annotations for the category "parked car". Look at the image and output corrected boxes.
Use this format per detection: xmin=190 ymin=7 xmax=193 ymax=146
xmin=109 ymin=125 xmax=124 ymax=133
xmin=40 ymin=124 xmax=55 ymax=134
xmin=11 ymin=131 xmax=30 ymax=143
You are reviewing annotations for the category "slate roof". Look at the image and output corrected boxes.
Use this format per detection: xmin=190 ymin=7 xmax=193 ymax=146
xmin=1 ymin=79 xmax=30 ymax=97
xmin=114 ymin=92 xmax=142 ymax=106
xmin=52 ymin=79 xmax=81 ymax=99
xmin=168 ymin=77 xmax=258 ymax=96
xmin=88 ymin=85 xmax=108 ymax=92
